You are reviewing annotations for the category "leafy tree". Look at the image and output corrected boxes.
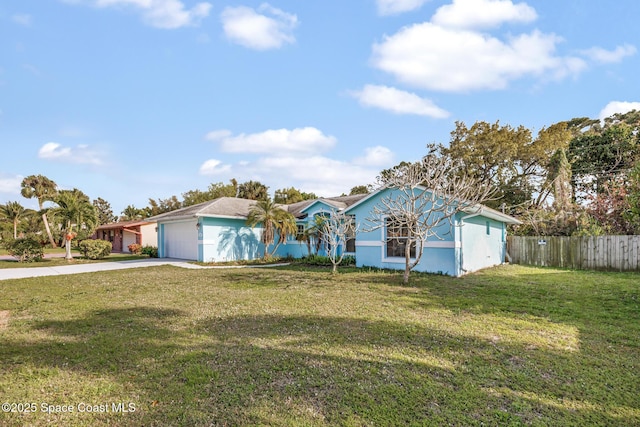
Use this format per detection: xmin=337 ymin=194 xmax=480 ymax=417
xmin=20 ymin=174 xmax=58 ymax=247
xmin=121 ymin=205 xmax=147 ymax=221
xmin=625 ymin=161 xmax=640 ymax=231
xmin=366 ymin=152 xmax=495 ymax=284
xmin=210 ymin=179 xmax=239 ymax=198
xmin=50 ymin=189 xmax=99 ymax=260
xmin=442 ymin=121 xmax=532 ymax=209
xmin=238 ymin=180 xmax=269 ymax=201
xmin=274 ymin=187 xmax=318 ymax=204
xmin=183 ymin=180 xmax=240 ymax=207
xmin=546 ymin=148 xmax=573 ymax=211
xmin=585 ymin=179 xmax=635 ymax=235
xmin=0 ymin=201 xmax=35 ymax=239
xmin=349 ymin=185 xmax=370 ymax=195
xmin=246 ymin=199 xmax=297 ymax=259
xmin=274 ymin=187 xmax=303 ymax=204
xmin=93 ymin=197 xmax=117 ymax=225
xmin=181 ymin=189 xmax=210 ymax=207
xmin=147 ymin=196 xmax=181 ymax=216
xmin=300 ymin=191 xmax=318 ymax=200
xmin=568 ymin=122 xmax=638 ymax=198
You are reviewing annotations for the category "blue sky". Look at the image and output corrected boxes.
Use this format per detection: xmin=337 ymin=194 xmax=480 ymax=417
xmin=1 ymin=0 xmax=639 ymax=215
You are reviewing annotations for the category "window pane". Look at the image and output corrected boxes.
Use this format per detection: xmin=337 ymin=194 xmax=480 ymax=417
xmin=346 ymin=238 xmax=356 ymax=253
xmin=386 ymin=237 xmax=416 ymax=258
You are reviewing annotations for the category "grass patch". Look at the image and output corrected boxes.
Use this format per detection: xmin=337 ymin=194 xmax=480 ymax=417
xmin=0 ymin=264 xmax=638 ymax=426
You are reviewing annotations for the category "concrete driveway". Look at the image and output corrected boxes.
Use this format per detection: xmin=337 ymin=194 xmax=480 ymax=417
xmin=0 ymin=258 xmax=203 ymax=281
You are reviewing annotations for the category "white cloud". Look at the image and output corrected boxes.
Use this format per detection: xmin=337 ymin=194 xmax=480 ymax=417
xmin=0 ymin=174 xmax=23 ymax=194
xmin=199 ymin=159 xmax=232 ymax=175
xmin=12 ymin=14 xmax=33 ymax=26
xmin=201 ymin=126 xmax=395 ymax=196
xmin=432 ymin=0 xmax=537 ymax=30
xmin=207 ymin=127 xmax=337 ymax=155
xmin=351 ymin=84 xmax=450 ymax=118
xmin=581 ymin=44 xmax=637 ymax=64
xmin=205 ymin=129 xmax=232 ymax=140
xmin=221 ymin=3 xmax=298 ymax=50
xmin=38 ymin=142 xmax=103 ymax=165
xmin=377 ymin=0 xmax=431 ymax=16
xmin=80 ymin=0 xmax=211 ymax=29
xmin=354 ymin=146 xmax=395 ymax=167
xmin=598 ymin=101 xmax=640 ymax=121
xmin=372 ymin=21 xmax=587 ymax=92
xmin=203 ymin=153 xmax=392 ymax=197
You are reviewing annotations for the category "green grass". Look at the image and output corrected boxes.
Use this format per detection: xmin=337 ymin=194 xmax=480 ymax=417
xmin=0 ymin=265 xmax=638 ymax=426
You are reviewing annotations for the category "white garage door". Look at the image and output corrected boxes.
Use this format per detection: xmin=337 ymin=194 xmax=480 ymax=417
xmin=163 ymin=220 xmax=198 ymax=260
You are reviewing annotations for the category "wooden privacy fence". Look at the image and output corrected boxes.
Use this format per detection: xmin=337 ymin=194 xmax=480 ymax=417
xmin=507 ymin=235 xmax=640 ymax=271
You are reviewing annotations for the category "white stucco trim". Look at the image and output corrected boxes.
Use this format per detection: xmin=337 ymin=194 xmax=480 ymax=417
xmin=356 ymin=240 xmax=461 ymax=248
xmin=426 ymin=241 xmax=461 ymax=249
xmin=356 ymin=241 xmax=383 ymax=247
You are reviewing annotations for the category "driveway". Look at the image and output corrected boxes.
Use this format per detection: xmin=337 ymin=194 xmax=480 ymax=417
xmin=0 ymin=258 xmax=203 ymax=281
xmin=0 ymin=258 xmax=290 ymax=281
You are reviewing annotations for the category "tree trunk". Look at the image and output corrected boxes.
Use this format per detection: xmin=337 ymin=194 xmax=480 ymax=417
xmin=403 ymin=244 xmax=411 ymax=284
xmin=13 ymin=219 xmax=18 ymax=239
xmin=65 ymin=237 xmax=73 ymax=260
xmin=42 ymin=212 xmax=57 ymax=248
xmin=332 ymin=262 xmax=337 ymax=274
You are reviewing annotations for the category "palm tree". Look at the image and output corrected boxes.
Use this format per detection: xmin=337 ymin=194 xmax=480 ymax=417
xmin=50 ymin=189 xmax=98 ymax=260
xmin=21 ymin=175 xmax=58 ymax=247
xmin=238 ymin=180 xmax=269 ymax=201
xmin=246 ymin=199 xmax=297 ymax=259
xmin=0 ymin=201 xmax=35 ymax=239
xmin=121 ymin=204 xmax=144 ymax=221
xmin=301 ymin=215 xmax=328 ymax=255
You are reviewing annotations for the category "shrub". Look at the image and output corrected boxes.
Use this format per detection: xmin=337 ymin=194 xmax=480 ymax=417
xmin=141 ymin=245 xmax=158 ymax=258
xmin=6 ymin=237 xmax=44 ymax=262
xmin=301 ymin=254 xmax=332 ymax=265
xmin=128 ymin=243 xmax=142 ymax=255
xmin=79 ymin=240 xmax=112 ymax=260
xmin=342 ymin=255 xmax=356 ymax=266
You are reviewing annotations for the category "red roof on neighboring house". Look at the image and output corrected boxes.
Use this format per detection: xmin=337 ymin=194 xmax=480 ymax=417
xmin=95 ymin=220 xmax=154 ymax=231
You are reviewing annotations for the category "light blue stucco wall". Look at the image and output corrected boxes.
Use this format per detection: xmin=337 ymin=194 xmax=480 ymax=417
xmin=200 ymin=217 xmax=263 ymax=262
xmin=275 ymin=200 xmax=349 ymax=259
xmin=457 ymin=213 xmax=506 ymax=274
xmin=163 ymin=190 xmax=510 ymax=272
xmin=345 ymin=188 xmax=460 ymax=275
xmin=157 ymin=223 xmax=165 ymax=258
xmin=345 ymin=187 xmax=510 ymax=277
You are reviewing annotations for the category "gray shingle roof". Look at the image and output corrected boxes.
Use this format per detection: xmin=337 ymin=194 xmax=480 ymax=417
xmin=148 ymin=197 xmax=258 ymax=221
xmin=147 ymin=194 xmax=370 ymax=222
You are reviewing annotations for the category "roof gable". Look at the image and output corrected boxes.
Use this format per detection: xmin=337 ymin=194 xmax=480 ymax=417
xmin=344 ymin=186 xmax=521 ymax=225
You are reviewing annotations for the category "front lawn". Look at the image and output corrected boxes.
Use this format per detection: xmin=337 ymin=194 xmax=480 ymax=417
xmin=0 ymin=265 xmax=638 ymax=426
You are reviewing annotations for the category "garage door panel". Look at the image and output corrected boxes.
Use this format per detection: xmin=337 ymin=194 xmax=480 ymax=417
xmin=163 ymin=220 xmax=198 ymax=260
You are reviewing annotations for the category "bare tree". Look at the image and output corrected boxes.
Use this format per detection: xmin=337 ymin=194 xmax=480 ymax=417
xmin=320 ymin=210 xmax=358 ymax=274
xmin=365 ymin=153 xmax=496 ymax=284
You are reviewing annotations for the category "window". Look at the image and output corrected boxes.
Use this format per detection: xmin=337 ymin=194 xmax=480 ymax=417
xmin=386 ymin=218 xmax=415 ymax=258
xmin=295 ymin=224 xmax=305 ymax=240
xmin=345 ymin=215 xmax=356 ymax=253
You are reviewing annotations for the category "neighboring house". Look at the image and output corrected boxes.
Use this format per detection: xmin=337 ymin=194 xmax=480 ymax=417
xmin=93 ymin=220 xmax=157 ymax=253
xmin=149 ymin=190 xmax=520 ymax=276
